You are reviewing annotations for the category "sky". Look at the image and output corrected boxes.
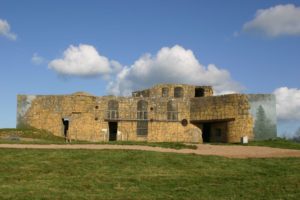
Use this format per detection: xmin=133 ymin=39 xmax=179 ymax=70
xmin=1 ymin=0 xmax=300 ymax=137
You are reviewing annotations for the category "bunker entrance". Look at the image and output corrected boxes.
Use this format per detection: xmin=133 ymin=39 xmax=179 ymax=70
xmin=202 ymin=121 xmax=229 ymax=143
xmin=62 ymin=118 xmax=69 ymax=140
xmin=108 ymin=122 xmax=118 ymax=141
xmin=192 ymin=120 xmax=230 ymax=143
xmin=202 ymin=123 xmax=211 ymax=143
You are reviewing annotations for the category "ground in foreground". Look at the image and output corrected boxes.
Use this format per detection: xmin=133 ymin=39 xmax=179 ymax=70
xmin=0 ymin=149 xmax=299 ymax=199
xmin=0 ymin=128 xmax=197 ymax=149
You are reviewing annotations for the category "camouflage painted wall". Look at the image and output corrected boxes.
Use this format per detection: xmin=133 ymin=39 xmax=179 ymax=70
xmin=248 ymin=94 xmax=277 ymax=140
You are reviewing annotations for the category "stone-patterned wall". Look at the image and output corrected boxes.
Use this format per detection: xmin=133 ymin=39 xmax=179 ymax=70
xmin=132 ymin=83 xmax=213 ymax=98
xmin=17 ymin=90 xmax=202 ymax=143
xmin=17 ymin=94 xmax=98 ymax=140
xmin=17 ymin=84 xmax=263 ymax=143
xmin=190 ymin=94 xmax=254 ymax=143
xmin=147 ymin=122 xmax=201 ymax=143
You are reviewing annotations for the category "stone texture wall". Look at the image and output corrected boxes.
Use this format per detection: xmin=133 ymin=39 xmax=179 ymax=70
xmin=17 ymin=94 xmax=99 ymax=140
xmin=17 ymin=85 xmax=202 ymax=143
xmin=17 ymin=84 xmax=265 ymax=143
xmin=190 ymin=94 xmax=254 ymax=143
xmin=132 ymin=83 xmax=213 ymax=98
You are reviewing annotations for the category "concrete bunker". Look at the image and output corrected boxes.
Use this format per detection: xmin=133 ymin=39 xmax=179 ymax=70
xmin=16 ymin=83 xmax=277 ymax=143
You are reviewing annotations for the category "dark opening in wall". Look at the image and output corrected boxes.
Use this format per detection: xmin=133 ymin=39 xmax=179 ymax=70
xmin=202 ymin=123 xmax=211 ymax=143
xmin=109 ymin=122 xmax=118 ymax=141
xmin=195 ymin=88 xmax=205 ymax=97
xmin=174 ymin=87 xmax=183 ymax=98
xmin=62 ymin=118 xmax=69 ymax=140
xmin=216 ymin=128 xmax=222 ymax=137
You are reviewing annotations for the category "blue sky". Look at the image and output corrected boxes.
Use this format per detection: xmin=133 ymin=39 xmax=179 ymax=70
xmin=1 ymin=0 xmax=300 ymax=137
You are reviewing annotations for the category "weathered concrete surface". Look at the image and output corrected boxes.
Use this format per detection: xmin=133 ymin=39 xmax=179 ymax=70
xmin=1 ymin=144 xmax=300 ymax=159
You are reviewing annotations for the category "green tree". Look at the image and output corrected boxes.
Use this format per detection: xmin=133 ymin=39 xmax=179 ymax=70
xmin=254 ymin=105 xmax=276 ymax=140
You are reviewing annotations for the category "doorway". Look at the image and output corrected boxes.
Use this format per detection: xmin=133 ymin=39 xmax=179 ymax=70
xmin=62 ymin=118 xmax=69 ymax=141
xmin=202 ymin=123 xmax=211 ymax=143
xmin=109 ymin=122 xmax=118 ymax=141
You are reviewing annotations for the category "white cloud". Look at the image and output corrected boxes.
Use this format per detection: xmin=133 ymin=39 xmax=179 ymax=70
xmin=243 ymin=4 xmax=300 ymax=37
xmin=49 ymin=44 xmax=242 ymax=95
xmin=107 ymin=45 xmax=243 ymax=96
xmin=48 ymin=44 xmax=115 ymax=77
xmin=274 ymin=87 xmax=300 ymax=121
xmin=31 ymin=53 xmax=45 ymax=65
xmin=110 ymin=60 xmax=122 ymax=74
xmin=0 ymin=19 xmax=17 ymax=40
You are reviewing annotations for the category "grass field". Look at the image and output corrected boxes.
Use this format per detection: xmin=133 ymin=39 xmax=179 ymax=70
xmin=0 ymin=149 xmax=300 ymax=200
xmin=0 ymin=128 xmax=197 ymax=149
xmin=210 ymin=138 xmax=300 ymax=150
xmin=3 ymin=128 xmax=300 ymax=151
xmin=246 ymin=138 xmax=300 ymax=150
xmin=1 ymin=129 xmax=300 ymax=199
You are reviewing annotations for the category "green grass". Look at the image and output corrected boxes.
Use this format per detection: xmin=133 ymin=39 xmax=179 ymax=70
xmin=2 ymin=128 xmax=300 ymax=151
xmin=0 ymin=149 xmax=299 ymax=200
xmin=211 ymin=138 xmax=300 ymax=150
xmin=245 ymin=138 xmax=300 ymax=150
xmin=0 ymin=128 xmax=197 ymax=149
xmin=0 ymin=128 xmax=65 ymax=143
